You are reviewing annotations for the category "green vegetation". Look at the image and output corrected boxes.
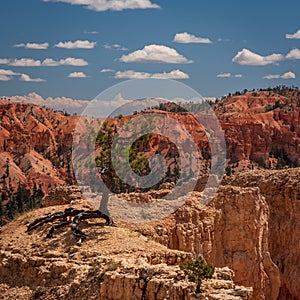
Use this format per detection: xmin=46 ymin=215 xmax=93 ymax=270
xmin=93 ymin=118 xmax=181 ymax=194
xmin=180 ymin=257 xmax=215 ymax=293
xmin=270 ymin=148 xmax=299 ymax=169
xmin=0 ymin=159 xmax=43 ymax=225
xmin=265 ymin=100 xmax=285 ymax=112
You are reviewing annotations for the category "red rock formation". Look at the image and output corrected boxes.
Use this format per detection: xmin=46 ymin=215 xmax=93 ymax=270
xmin=227 ymin=168 xmax=300 ymax=300
xmin=2 ymin=89 xmax=300 ymax=195
xmin=0 ymin=100 xmax=78 ymax=195
xmin=214 ymin=90 xmax=300 ymax=166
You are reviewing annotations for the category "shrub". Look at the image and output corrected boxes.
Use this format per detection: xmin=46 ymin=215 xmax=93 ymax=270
xmin=180 ymin=257 xmax=214 ymax=293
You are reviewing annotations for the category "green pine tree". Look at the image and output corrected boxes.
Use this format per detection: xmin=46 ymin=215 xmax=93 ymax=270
xmin=180 ymin=257 xmax=215 ymax=293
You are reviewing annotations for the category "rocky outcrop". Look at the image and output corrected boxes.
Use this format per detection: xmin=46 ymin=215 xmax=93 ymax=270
xmin=133 ymin=186 xmax=272 ymax=300
xmin=42 ymin=185 xmax=83 ymax=207
xmin=2 ymin=89 xmax=300 ymax=195
xmin=214 ymin=91 xmax=300 ymax=166
xmin=0 ymin=100 xmax=78 ymax=194
xmin=227 ymin=168 xmax=300 ymax=300
xmin=0 ymin=204 xmax=252 ymax=300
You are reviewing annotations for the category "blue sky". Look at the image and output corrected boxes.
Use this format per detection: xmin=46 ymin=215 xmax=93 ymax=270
xmin=0 ymin=0 xmax=300 ymax=100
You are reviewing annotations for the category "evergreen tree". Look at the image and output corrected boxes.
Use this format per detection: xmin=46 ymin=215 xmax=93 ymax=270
xmin=180 ymin=257 xmax=215 ymax=293
xmin=16 ymin=181 xmax=24 ymax=213
xmin=0 ymin=194 xmax=3 ymax=219
xmin=7 ymin=194 xmax=17 ymax=219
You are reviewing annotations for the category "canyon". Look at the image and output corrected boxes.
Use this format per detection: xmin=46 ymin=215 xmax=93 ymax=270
xmin=0 ymin=87 xmax=300 ymax=299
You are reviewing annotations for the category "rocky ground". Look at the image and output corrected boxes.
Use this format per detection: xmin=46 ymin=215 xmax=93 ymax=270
xmin=1 ymin=168 xmax=300 ymax=299
xmin=0 ymin=200 xmax=252 ymax=300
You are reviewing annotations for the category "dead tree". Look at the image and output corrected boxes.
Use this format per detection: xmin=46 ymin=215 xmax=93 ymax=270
xmin=27 ymin=204 xmax=113 ymax=245
xmin=27 ymin=124 xmax=116 ymax=245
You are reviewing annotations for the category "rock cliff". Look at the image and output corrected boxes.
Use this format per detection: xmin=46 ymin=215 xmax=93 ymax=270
xmin=227 ymin=168 xmax=300 ymax=300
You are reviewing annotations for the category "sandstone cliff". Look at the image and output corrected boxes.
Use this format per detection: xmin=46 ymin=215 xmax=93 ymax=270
xmin=227 ymin=168 xmax=300 ymax=300
xmin=128 ymin=168 xmax=300 ymax=299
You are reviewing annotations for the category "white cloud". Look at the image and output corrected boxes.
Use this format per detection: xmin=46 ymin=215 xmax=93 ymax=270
xmin=68 ymin=72 xmax=87 ymax=78
xmin=2 ymin=57 xmax=88 ymax=67
xmin=119 ymin=44 xmax=193 ymax=64
xmin=0 ymin=59 xmax=10 ymax=64
xmin=263 ymin=71 xmax=296 ymax=80
xmin=0 ymin=69 xmax=20 ymax=81
xmin=84 ymin=30 xmax=99 ymax=34
xmin=0 ymin=69 xmax=20 ymax=76
xmin=7 ymin=92 xmax=89 ymax=115
xmin=43 ymin=0 xmax=160 ymax=11
xmin=14 ymin=43 xmax=49 ymax=50
xmin=217 ymin=72 xmax=231 ymax=78
xmin=104 ymin=44 xmax=128 ymax=51
xmin=58 ymin=57 xmax=88 ymax=66
xmin=115 ymin=69 xmax=189 ymax=79
xmin=20 ymin=74 xmax=45 ymax=82
xmin=0 ymin=75 xmax=11 ymax=81
xmin=232 ymin=48 xmax=284 ymax=66
xmin=217 ymin=38 xmax=231 ymax=42
xmin=286 ymin=48 xmax=300 ymax=60
xmin=10 ymin=58 xmax=42 ymax=67
xmin=217 ymin=72 xmax=242 ymax=78
xmin=173 ymin=32 xmax=212 ymax=44
xmin=281 ymin=72 xmax=296 ymax=79
xmin=54 ymin=40 xmax=96 ymax=49
xmin=100 ymin=68 xmax=115 ymax=73
xmin=286 ymin=29 xmax=300 ymax=39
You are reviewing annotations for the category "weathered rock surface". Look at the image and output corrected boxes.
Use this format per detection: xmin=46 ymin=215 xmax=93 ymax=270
xmin=128 ymin=168 xmax=300 ymax=299
xmin=132 ymin=185 xmax=271 ymax=300
xmin=0 ymin=204 xmax=252 ymax=300
xmin=214 ymin=90 xmax=300 ymax=165
xmin=2 ymin=88 xmax=300 ymax=195
xmin=0 ymin=100 xmax=78 ymax=194
xmin=42 ymin=185 xmax=83 ymax=207
xmin=227 ymin=168 xmax=300 ymax=300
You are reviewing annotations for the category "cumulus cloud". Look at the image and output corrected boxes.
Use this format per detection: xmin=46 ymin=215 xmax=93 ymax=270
xmin=173 ymin=32 xmax=212 ymax=44
xmin=0 ymin=59 xmax=10 ymax=64
xmin=119 ymin=45 xmax=193 ymax=64
xmin=217 ymin=72 xmax=231 ymax=78
xmin=100 ymin=68 xmax=115 ymax=73
xmin=1 ymin=57 xmax=88 ymax=67
xmin=10 ymin=58 xmax=42 ymax=67
xmin=58 ymin=57 xmax=88 ymax=66
xmin=7 ymin=92 xmax=89 ymax=115
xmin=263 ymin=71 xmax=296 ymax=80
xmin=286 ymin=29 xmax=300 ymax=39
xmin=54 ymin=40 xmax=96 ymax=49
xmin=217 ymin=73 xmax=242 ymax=78
xmin=0 ymin=69 xmax=20 ymax=76
xmin=0 ymin=75 xmax=11 ymax=81
xmin=14 ymin=42 xmax=49 ymax=50
xmin=43 ymin=0 xmax=160 ymax=11
xmin=20 ymin=74 xmax=45 ymax=82
xmin=114 ymin=69 xmax=189 ymax=79
xmin=232 ymin=48 xmax=284 ymax=66
xmin=67 ymin=72 xmax=87 ymax=78
xmin=286 ymin=48 xmax=300 ymax=60
xmin=104 ymin=44 xmax=128 ymax=51
xmin=0 ymin=69 xmax=20 ymax=81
